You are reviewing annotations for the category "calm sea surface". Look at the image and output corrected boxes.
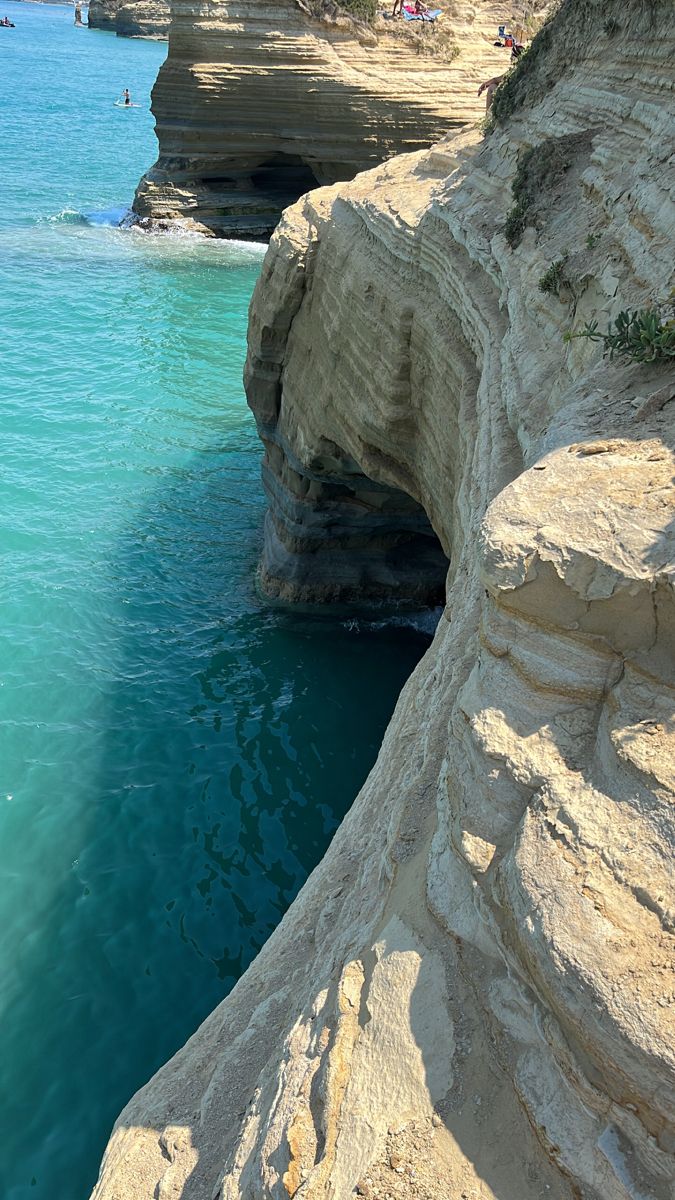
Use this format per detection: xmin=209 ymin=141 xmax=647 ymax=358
xmin=0 ymin=6 xmax=434 ymax=1197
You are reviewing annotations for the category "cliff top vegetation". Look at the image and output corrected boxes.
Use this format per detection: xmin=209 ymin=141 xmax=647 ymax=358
xmin=491 ymin=0 xmax=663 ymax=124
xmin=297 ymin=0 xmax=378 ymax=25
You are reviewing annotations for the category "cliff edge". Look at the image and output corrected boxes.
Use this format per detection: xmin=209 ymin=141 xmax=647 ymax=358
xmin=131 ymin=0 xmax=545 ymax=237
xmin=92 ymin=1 xmax=675 ymax=1197
xmin=88 ymin=0 xmax=169 ymax=39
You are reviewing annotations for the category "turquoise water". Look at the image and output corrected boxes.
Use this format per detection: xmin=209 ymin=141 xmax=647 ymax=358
xmin=0 ymin=5 xmax=435 ymax=1198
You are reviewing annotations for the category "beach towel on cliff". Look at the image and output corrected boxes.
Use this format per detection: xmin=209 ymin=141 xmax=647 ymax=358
xmin=402 ymin=7 xmax=442 ymax=19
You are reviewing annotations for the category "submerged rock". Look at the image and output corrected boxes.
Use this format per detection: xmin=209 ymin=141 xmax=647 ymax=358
xmin=92 ymin=1 xmax=675 ymax=1197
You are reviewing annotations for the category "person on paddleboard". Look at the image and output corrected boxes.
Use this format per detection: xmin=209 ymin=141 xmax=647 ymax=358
xmin=122 ymin=88 xmax=131 ymax=106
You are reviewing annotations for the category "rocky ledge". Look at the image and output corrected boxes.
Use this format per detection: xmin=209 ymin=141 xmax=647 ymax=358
xmin=131 ymin=0 xmax=545 ymax=237
xmin=88 ymin=0 xmax=169 ymax=39
xmin=92 ymin=0 xmax=674 ymax=1197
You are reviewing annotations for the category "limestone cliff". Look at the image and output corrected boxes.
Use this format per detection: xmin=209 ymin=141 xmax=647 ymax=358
xmin=88 ymin=0 xmax=169 ymax=39
xmin=92 ymin=1 xmax=675 ymax=1197
xmin=131 ymin=0 xmax=546 ymax=237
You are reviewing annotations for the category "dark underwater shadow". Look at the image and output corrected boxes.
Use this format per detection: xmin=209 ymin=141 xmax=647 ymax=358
xmin=0 ymin=410 xmax=437 ymax=1200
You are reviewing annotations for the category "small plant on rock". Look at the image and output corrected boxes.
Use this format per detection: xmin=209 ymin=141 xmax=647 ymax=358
xmin=565 ymin=297 xmax=675 ymax=363
xmin=340 ymin=0 xmax=377 ymax=19
xmin=538 ymin=254 xmax=569 ymax=295
xmin=490 ymin=44 xmax=531 ymax=123
xmin=502 ymin=137 xmax=574 ymax=248
xmin=504 ymin=201 xmax=529 ymax=248
xmin=304 ymin=0 xmax=377 ymax=23
xmin=479 ymin=112 xmax=496 ymax=136
xmin=585 ymin=232 xmax=601 ymax=250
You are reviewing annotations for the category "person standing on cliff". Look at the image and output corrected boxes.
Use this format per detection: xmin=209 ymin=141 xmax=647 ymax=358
xmin=478 ymin=75 xmax=503 ymax=111
xmin=478 ymin=37 xmax=526 ymax=111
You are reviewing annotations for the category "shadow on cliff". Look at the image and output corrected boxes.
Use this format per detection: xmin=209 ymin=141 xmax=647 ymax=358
xmin=146 ymin=68 xmax=470 ymax=236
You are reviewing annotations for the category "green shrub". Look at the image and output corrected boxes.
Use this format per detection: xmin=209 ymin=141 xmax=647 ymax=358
xmin=502 ymin=137 xmax=573 ymax=247
xmin=512 ymin=140 xmax=572 ymax=209
xmin=489 ymin=44 xmax=532 ymax=123
xmin=538 ymin=255 xmax=568 ymax=295
xmin=565 ymin=303 xmax=675 ymax=363
xmin=340 ymin=0 xmax=377 ymax=20
xmin=504 ymin=201 xmax=529 ymax=248
xmin=306 ymin=0 xmax=377 ymax=22
xmin=490 ymin=23 xmax=548 ymax=124
xmin=479 ymin=112 xmax=496 ymax=137
xmin=585 ymin=232 xmax=601 ymax=249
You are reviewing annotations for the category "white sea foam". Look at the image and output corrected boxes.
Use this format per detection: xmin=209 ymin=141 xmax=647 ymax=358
xmin=44 ymin=208 xmax=90 ymax=226
xmin=342 ymin=607 xmax=443 ymax=637
xmin=86 ymin=205 xmax=130 ymax=227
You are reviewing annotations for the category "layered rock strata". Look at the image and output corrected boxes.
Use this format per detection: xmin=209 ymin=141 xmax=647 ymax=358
xmin=258 ymin=438 xmax=449 ymax=603
xmin=132 ymin=0 xmax=544 ymax=237
xmin=88 ymin=0 xmax=169 ymax=39
xmin=92 ymin=1 xmax=675 ymax=1197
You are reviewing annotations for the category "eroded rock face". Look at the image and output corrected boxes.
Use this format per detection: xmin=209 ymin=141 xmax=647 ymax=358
xmin=131 ymin=0 xmax=536 ymax=237
xmin=92 ymin=1 xmax=674 ymax=1197
xmin=88 ymin=0 xmax=169 ymax=39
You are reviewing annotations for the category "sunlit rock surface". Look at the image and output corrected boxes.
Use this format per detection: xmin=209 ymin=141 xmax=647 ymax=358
xmin=131 ymin=0 xmax=538 ymax=236
xmin=88 ymin=0 xmax=169 ymax=39
xmin=93 ymin=1 xmax=674 ymax=1196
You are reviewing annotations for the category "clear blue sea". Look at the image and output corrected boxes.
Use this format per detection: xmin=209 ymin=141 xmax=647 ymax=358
xmin=0 ymin=5 xmax=435 ymax=1196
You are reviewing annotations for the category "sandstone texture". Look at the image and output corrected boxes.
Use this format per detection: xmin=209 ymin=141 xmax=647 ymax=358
xmin=88 ymin=0 xmax=169 ymax=39
xmin=132 ymin=0 xmax=547 ymax=236
xmin=92 ymin=1 xmax=675 ymax=1197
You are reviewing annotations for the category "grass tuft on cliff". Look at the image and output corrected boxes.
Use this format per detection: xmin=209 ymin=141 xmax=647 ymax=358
xmin=341 ymin=0 xmax=377 ymax=19
xmin=566 ymin=297 xmax=675 ymax=363
xmin=299 ymin=0 xmax=378 ymax=24
xmin=503 ymin=135 xmax=577 ymax=247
